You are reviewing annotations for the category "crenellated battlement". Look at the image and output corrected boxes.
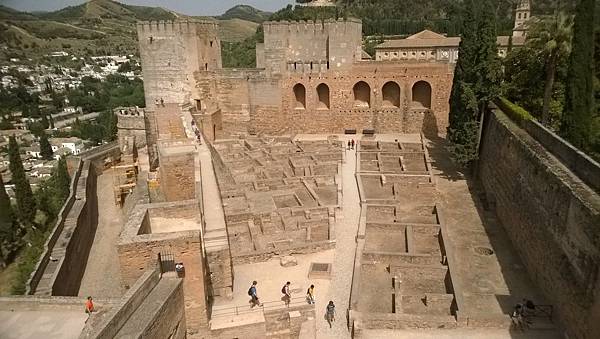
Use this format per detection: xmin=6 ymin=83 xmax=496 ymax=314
xmin=263 ymin=17 xmax=361 ymax=35
xmin=136 ymin=20 xmax=219 ymax=35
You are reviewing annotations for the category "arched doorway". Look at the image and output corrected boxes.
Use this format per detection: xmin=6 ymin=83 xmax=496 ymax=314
xmin=412 ymin=81 xmax=432 ymax=109
xmin=353 ymin=81 xmax=371 ymax=108
xmin=293 ymin=84 xmax=306 ymax=109
xmin=382 ymin=81 xmax=401 ymax=108
xmin=316 ymin=83 xmax=330 ymax=109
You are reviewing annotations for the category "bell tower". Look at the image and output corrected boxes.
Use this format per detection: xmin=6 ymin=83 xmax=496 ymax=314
xmin=513 ymin=0 xmax=531 ymax=37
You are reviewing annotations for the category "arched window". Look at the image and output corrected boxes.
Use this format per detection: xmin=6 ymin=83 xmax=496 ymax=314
xmin=317 ymin=83 xmax=330 ymax=109
xmin=353 ymin=81 xmax=371 ymax=108
xmin=293 ymin=84 xmax=306 ymax=109
xmin=382 ymin=81 xmax=401 ymax=108
xmin=412 ymin=81 xmax=432 ymax=109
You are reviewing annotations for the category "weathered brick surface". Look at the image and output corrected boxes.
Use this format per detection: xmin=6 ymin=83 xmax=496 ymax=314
xmin=139 ymin=19 xmax=453 ymax=139
xmin=478 ymin=110 xmax=600 ymax=339
xmin=158 ymin=142 xmax=197 ymax=202
xmin=117 ymin=231 xmax=209 ymax=332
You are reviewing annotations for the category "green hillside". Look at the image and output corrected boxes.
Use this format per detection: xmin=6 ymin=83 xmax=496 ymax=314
xmin=218 ymin=5 xmax=272 ymax=23
xmin=0 ymin=0 xmax=263 ymax=61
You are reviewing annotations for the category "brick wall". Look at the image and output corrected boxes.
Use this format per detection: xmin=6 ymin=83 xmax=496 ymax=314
xmin=478 ymin=109 xmax=600 ymax=339
xmin=158 ymin=143 xmax=196 ymax=202
xmin=193 ymin=62 xmax=452 ymax=138
xmin=117 ymin=231 xmax=209 ymax=332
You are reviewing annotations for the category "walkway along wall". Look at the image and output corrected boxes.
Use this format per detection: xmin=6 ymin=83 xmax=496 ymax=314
xmin=28 ymin=143 xmax=121 ymax=296
xmin=477 ymin=108 xmax=600 ymax=339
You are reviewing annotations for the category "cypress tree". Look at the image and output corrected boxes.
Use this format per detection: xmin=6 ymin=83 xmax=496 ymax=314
xmin=8 ymin=136 xmax=37 ymax=224
xmin=447 ymin=0 xmax=501 ymax=166
xmin=473 ymin=0 xmax=502 ymax=113
xmin=0 ymin=173 xmax=20 ymax=268
xmin=561 ymin=0 xmax=595 ymax=148
xmin=53 ymin=156 xmax=71 ymax=202
xmin=39 ymin=132 xmax=53 ymax=160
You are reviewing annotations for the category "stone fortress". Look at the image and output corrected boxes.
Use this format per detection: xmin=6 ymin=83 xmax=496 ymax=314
xmin=2 ymin=1 xmax=599 ymax=339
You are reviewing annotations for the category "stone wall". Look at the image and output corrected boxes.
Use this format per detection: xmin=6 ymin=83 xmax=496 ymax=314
xmin=137 ymin=20 xmax=221 ymax=105
xmin=117 ymin=226 xmax=209 ymax=332
xmin=52 ymin=161 xmax=99 ymax=296
xmin=158 ymin=141 xmax=197 ymax=202
xmin=29 ymin=143 xmax=120 ymax=296
xmin=477 ymin=109 xmax=600 ymax=339
xmin=116 ymin=108 xmax=147 ymax=150
xmin=194 ymin=62 xmax=452 ymax=138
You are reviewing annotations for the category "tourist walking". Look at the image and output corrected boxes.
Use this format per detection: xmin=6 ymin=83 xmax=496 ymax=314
xmin=84 ymin=296 xmax=95 ymax=322
xmin=248 ymin=281 xmax=262 ymax=308
xmin=347 ymin=140 xmax=351 ymax=150
xmin=326 ymin=300 xmax=336 ymax=328
xmin=351 ymin=139 xmax=355 ymax=150
xmin=306 ymin=284 xmax=315 ymax=304
xmin=160 ymin=97 xmax=164 ymax=106
xmin=281 ymin=281 xmax=292 ymax=307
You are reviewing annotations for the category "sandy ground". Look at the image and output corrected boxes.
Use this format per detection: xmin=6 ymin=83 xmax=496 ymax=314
xmin=150 ymin=217 xmax=200 ymax=233
xmin=0 ymin=310 xmax=87 ymax=339
xmin=78 ymin=168 xmax=125 ymax=298
xmin=212 ymin=249 xmax=335 ymax=311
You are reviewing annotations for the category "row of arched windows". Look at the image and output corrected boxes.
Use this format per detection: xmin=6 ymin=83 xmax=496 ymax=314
xmin=293 ymin=81 xmax=432 ymax=110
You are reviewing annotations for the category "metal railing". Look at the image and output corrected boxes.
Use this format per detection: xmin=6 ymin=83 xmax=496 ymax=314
xmin=211 ymin=296 xmax=309 ymax=318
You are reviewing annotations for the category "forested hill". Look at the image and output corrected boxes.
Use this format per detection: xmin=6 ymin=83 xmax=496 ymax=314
xmin=274 ymin=0 xmax=577 ymax=37
xmin=0 ymin=0 xmax=263 ymax=61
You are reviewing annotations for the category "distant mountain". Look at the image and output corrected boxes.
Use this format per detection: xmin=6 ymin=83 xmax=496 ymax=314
xmin=0 ymin=0 xmax=265 ymax=61
xmin=218 ymin=4 xmax=272 ymax=23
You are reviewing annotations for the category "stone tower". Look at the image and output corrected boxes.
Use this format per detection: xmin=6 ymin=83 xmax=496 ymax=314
xmin=137 ymin=20 xmax=222 ymax=106
xmin=513 ymin=0 xmax=531 ymax=37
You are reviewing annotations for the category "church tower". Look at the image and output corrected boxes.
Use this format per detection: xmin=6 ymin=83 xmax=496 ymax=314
xmin=513 ymin=0 xmax=531 ymax=37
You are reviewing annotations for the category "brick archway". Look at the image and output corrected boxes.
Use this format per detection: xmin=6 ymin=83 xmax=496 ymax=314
xmin=316 ymin=83 xmax=330 ymax=109
xmin=353 ymin=81 xmax=371 ymax=108
xmin=412 ymin=81 xmax=432 ymax=109
xmin=293 ymin=83 xmax=306 ymax=109
xmin=382 ymin=81 xmax=401 ymax=108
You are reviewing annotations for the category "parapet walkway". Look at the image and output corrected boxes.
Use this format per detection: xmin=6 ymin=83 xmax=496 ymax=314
xmin=78 ymin=168 xmax=125 ymax=298
xmin=314 ymin=137 xmax=362 ymax=339
xmin=179 ymin=110 xmax=228 ymax=250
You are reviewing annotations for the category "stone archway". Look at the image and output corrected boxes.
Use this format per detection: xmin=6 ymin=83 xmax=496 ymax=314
xmin=382 ymin=81 xmax=401 ymax=108
xmin=353 ymin=81 xmax=371 ymax=108
xmin=293 ymin=83 xmax=306 ymax=109
xmin=412 ymin=81 xmax=432 ymax=109
xmin=316 ymin=83 xmax=330 ymax=109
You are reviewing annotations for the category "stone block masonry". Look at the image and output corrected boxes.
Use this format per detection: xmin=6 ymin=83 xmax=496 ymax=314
xmin=118 ymin=201 xmax=209 ymax=333
xmin=478 ymin=108 xmax=600 ymax=339
xmin=139 ymin=18 xmax=453 ymax=140
xmin=29 ymin=143 xmax=121 ymax=296
xmin=158 ymin=141 xmax=197 ymax=202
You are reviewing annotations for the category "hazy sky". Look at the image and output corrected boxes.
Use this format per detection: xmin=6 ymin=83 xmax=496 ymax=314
xmin=0 ymin=0 xmax=296 ymax=16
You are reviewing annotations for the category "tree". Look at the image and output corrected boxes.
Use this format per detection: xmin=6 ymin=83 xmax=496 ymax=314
xmin=8 ymin=136 xmax=36 ymax=225
xmin=0 ymin=173 xmax=20 ymax=268
xmin=53 ymin=156 xmax=71 ymax=203
xmin=39 ymin=132 xmax=54 ymax=160
xmin=447 ymin=0 xmax=501 ymax=166
xmin=561 ymin=0 xmax=596 ymax=149
xmin=527 ymin=13 xmax=573 ymax=125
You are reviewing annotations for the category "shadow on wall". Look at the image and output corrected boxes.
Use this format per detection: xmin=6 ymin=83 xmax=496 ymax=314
xmin=422 ymin=109 xmax=439 ymax=139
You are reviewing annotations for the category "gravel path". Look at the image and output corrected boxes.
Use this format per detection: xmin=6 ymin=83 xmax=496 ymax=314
xmin=316 ymin=142 xmax=360 ymax=339
xmin=78 ymin=169 xmax=125 ymax=298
